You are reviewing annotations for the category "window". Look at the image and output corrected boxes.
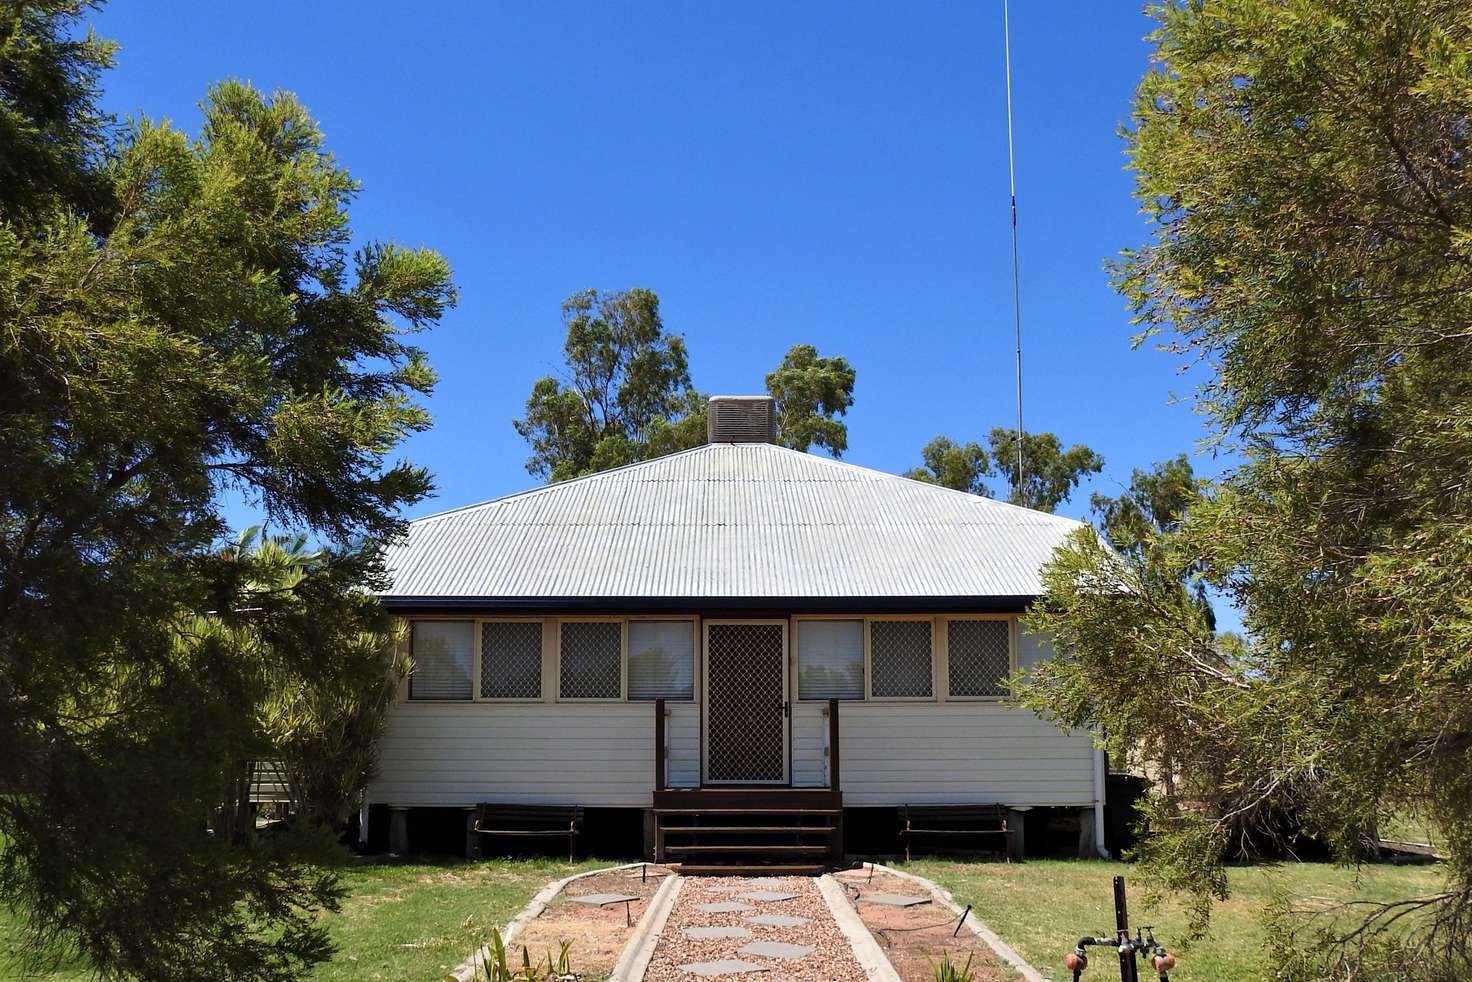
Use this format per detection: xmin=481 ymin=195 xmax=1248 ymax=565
xmin=947 ymin=619 xmax=1012 ymax=697
xmin=559 ymin=621 xmax=622 ymax=699
xmin=796 ymin=620 xmax=864 ymax=700
xmin=481 ymin=621 xmax=543 ymax=699
xmin=869 ymin=619 xmax=932 ymax=698
xmin=409 ymin=621 xmax=473 ymax=700
xmin=627 ymin=621 xmax=695 ymax=700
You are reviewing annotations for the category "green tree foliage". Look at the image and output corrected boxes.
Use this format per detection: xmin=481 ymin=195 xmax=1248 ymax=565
xmin=765 ymin=343 xmax=856 ymax=454
xmin=1089 ymin=454 xmax=1196 ymax=555
xmin=905 ymin=428 xmax=1103 ymax=513
xmin=1016 ymin=1 xmax=1472 ymax=975
xmin=989 ymin=429 xmax=1104 ymax=513
xmin=515 ymin=290 xmax=857 ymax=480
xmin=904 ymin=437 xmax=991 ymax=495
xmin=240 ymin=531 xmax=409 ymax=833
xmin=0 ymin=5 xmax=455 ymax=975
xmin=0 ymin=1 xmax=114 ymax=222
xmin=1090 ymin=455 xmax=1214 ymax=628
xmin=513 ymin=288 xmax=704 ymax=482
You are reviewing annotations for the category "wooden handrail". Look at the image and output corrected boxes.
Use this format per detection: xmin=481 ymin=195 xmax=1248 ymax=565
xmin=654 ymin=698 xmax=666 ymax=791
xmin=828 ymin=698 xmax=841 ymax=791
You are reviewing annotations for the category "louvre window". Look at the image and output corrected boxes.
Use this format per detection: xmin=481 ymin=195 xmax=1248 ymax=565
xmin=481 ymin=621 xmax=543 ymax=699
xmin=627 ymin=621 xmax=695 ymax=700
xmin=796 ymin=620 xmax=864 ymax=700
xmin=869 ymin=619 xmax=933 ymax=698
xmin=560 ymin=621 xmax=622 ymax=699
xmin=947 ymin=619 xmax=1012 ymax=697
xmin=409 ymin=621 xmax=473 ymax=700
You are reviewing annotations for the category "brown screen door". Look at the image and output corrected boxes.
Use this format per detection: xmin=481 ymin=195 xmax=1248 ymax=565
xmin=703 ymin=620 xmax=789 ymax=784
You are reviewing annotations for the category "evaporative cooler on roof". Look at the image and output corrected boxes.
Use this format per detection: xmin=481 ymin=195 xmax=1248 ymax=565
xmin=706 ymin=395 xmax=778 ymax=444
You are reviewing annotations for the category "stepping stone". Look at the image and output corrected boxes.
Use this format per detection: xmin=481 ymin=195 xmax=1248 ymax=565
xmin=566 ymin=892 xmax=639 ymax=906
xmin=859 ymin=892 xmax=931 ymax=907
xmin=698 ymin=900 xmax=756 ymax=913
xmin=738 ymin=941 xmax=814 ymax=960
xmin=745 ymin=914 xmax=810 ymax=928
xmin=683 ymin=926 xmax=752 ymax=940
xmin=681 ymin=959 xmax=770 ymax=976
xmin=739 ymin=890 xmax=796 ymax=902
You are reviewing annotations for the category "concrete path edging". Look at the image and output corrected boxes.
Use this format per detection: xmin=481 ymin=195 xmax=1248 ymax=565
xmin=816 ymin=874 xmax=905 ymax=982
xmin=860 ymin=863 xmax=1047 ymax=982
xmin=447 ymin=862 xmax=657 ymax=982
xmin=606 ymin=873 xmax=684 ymax=981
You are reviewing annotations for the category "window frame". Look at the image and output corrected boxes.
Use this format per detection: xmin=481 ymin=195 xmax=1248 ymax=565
xmin=942 ymin=614 xmax=1016 ymax=702
xmin=473 ymin=617 xmax=548 ymax=704
xmin=402 ymin=613 xmax=1019 ymax=707
xmin=406 ymin=618 xmax=477 ymax=702
xmin=554 ymin=616 xmax=627 ymax=702
xmin=626 ymin=615 xmax=699 ymax=703
xmin=864 ymin=614 xmax=939 ymax=702
xmin=791 ymin=616 xmax=867 ymax=702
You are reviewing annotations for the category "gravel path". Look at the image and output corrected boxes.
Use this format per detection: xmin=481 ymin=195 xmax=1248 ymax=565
xmin=641 ymin=876 xmax=868 ymax=982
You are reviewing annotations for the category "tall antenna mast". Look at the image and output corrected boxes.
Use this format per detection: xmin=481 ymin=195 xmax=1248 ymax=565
xmin=1002 ymin=0 xmax=1024 ymax=499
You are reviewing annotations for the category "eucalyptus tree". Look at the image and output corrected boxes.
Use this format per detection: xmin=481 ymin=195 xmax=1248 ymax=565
xmin=905 ymin=429 xmax=1103 ymax=513
xmin=515 ymin=289 xmax=857 ymax=479
xmin=1015 ymin=2 xmax=1472 ymax=976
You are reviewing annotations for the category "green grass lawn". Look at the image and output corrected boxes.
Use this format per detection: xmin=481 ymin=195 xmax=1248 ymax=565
xmin=0 ymin=856 xmax=611 ymax=982
xmin=900 ymin=857 xmax=1448 ymax=982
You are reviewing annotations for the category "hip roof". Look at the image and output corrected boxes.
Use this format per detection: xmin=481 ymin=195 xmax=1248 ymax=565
xmin=382 ymin=442 xmax=1085 ymax=605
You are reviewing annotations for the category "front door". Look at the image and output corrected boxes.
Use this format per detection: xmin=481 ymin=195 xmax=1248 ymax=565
xmin=702 ymin=620 xmax=789 ymax=784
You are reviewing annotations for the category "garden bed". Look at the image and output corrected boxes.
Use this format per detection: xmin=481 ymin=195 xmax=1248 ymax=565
xmin=834 ymin=868 xmax=1011 ymax=982
xmin=502 ymin=866 xmax=671 ymax=979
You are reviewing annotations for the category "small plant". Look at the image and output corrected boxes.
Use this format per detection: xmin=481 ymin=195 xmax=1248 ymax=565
xmin=929 ymin=950 xmax=975 ymax=982
xmin=451 ymin=921 xmax=577 ymax=982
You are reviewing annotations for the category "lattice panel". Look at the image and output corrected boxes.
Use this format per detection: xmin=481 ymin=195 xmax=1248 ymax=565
xmin=947 ymin=620 xmax=1011 ymax=697
xmin=559 ymin=621 xmax=622 ymax=699
xmin=706 ymin=624 xmax=785 ymax=782
xmin=481 ymin=621 xmax=543 ymax=699
xmin=870 ymin=620 xmax=933 ymax=698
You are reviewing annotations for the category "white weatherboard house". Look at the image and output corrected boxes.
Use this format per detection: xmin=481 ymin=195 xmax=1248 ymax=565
xmin=367 ymin=396 xmax=1107 ymax=867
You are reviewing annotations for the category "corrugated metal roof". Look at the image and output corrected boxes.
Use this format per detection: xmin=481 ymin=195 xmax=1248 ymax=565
xmin=382 ymin=443 xmax=1085 ymax=602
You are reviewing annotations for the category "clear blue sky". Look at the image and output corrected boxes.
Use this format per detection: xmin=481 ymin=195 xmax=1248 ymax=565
xmin=90 ymin=2 xmax=1223 ymax=526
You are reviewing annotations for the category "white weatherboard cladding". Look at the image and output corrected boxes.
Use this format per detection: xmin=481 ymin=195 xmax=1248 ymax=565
xmin=383 ymin=443 xmax=1084 ymax=600
xmin=370 ymin=701 xmax=699 ymax=807
xmin=370 ymin=700 xmax=1094 ymax=807
xmin=794 ymin=702 xmax=1097 ymax=806
xmin=370 ymin=632 xmax=1095 ymax=807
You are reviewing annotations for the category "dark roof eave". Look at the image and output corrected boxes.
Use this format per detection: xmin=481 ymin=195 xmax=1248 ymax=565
xmin=376 ymin=595 xmax=1038 ymax=615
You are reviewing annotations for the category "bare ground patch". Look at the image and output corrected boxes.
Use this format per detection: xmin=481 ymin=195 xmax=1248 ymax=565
xmin=833 ymin=869 xmax=1012 ymax=982
xmin=509 ymin=867 xmax=670 ymax=979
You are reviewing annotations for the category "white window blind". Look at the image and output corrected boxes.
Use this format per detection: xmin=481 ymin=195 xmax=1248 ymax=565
xmin=796 ymin=620 xmax=864 ymax=700
xmin=628 ymin=621 xmax=694 ymax=700
xmin=481 ymin=621 xmax=543 ymax=699
xmin=947 ymin=619 xmax=1012 ymax=697
xmin=869 ymin=619 xmax=933 ymax=698
xmin=409 ymin=621 xmax=473 ymax=700
xmin=559 ymin=621 xmax=622 ymax=699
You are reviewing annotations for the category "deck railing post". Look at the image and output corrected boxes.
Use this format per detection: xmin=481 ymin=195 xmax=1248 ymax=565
xmin=654 ymin=698 xmax=666 ymax=792
xmin=828 ymin=698 xmax=841 ymax=791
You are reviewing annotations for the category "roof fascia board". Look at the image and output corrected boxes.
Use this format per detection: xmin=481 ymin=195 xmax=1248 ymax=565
xmin=377 ymin=595 xmax=1037 ymax=615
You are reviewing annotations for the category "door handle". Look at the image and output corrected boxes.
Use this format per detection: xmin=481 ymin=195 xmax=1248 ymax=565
xmin=782 ymin=700 xmax=790 ymax=719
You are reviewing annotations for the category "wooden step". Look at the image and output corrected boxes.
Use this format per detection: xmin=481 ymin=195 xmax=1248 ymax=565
xmin=677 ymin=863 xmax=827 ymax=876
xmin=658 ymin=825 xmax=834 ymax=835
xmin=653 ymin=789 xmax=841 ymax=810
xmin=665 ymin=844 xmax=829 ymax=855
xmin=653 ymin=808 xmax=841 ymax=817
